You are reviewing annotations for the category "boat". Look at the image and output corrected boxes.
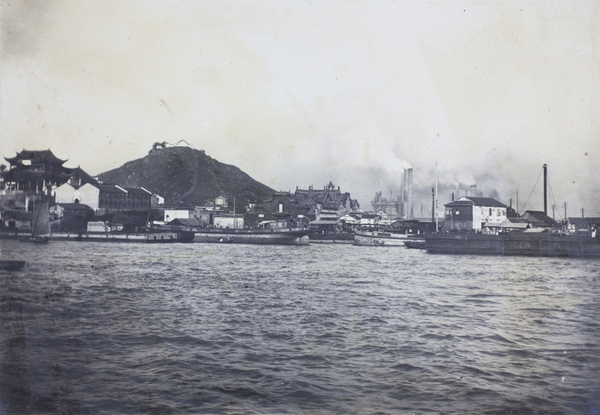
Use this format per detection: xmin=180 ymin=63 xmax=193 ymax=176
xmin=307 ymin=231 xmax=354 ymax=244
xmin=20 ymin=201 xmax=51 ymax=243
xmin=424 ymin=231 xmax=600 ymax=258
xmin=171 ymin=220 xmax=309 ymax=245
xmin=145 ymin=230 xmax=195 ymax=243
xmin=404 ymin=239 xmax=426 ymax=249
xmin=353 ymin=227 xmax=412 ymax=246
xmin=0 ymin=260 xmax=26 ymax=271
xmin=193 ymin=226 xmax=309 ymax=245
xmin=51 ymin=230 xmax=196 ymax=243
xmin=423 ymin=164 xmax=600 ymax=258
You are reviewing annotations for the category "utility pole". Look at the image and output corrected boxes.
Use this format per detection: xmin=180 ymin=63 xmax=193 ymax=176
xmin=431 ymin=187 xmax=435 ymax=228
xmin=435 ymin=163 xmax=439 ymax=232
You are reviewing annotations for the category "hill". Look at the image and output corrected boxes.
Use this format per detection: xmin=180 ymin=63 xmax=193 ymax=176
xmin=97 ymin=146 xmax=275 ymax=210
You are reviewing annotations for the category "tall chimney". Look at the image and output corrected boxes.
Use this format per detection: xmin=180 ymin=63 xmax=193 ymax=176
xmin=405 ymin=168 xmax=413 ymax=219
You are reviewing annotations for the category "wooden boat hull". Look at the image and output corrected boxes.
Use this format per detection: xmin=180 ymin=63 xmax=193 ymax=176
xmin=425 ymin=233 xmax=600 ymax=257
xmin=19 ymin=236 xmax=50 ymax=243
xmin=146 ymin=231 xmax=195 ymax=243
xmin=353 ymin=229 xmax=410 ymax=246
xmin=193 ymin=228 xmax=310 ymax=245
xmin=404 ymin=240 xmax=426 ymax=249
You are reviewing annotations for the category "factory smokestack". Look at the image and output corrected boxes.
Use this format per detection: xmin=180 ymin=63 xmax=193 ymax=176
xmin=402 ymin=168 xmax=414 ymax=219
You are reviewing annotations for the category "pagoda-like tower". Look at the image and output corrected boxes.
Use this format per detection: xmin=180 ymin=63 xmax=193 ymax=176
xmin=3 ymin=149 xmax=71 ymax=195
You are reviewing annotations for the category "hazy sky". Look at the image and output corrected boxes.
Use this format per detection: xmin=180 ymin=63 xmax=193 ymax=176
xmin=1 ymin=0 xmax=598 ymax=217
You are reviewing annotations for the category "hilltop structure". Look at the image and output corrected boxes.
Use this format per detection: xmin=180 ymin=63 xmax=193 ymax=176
xmin=98 ymin=145 xmax=274 ymax=209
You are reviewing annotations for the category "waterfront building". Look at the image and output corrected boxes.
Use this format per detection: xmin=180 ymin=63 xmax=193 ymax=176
xmin=54 ymin=182 xmax=152 ymax=214
xmin=370 ymin=168 xmax=414 ymax=220
xmin=1 ymin=210 xmax=32 ymax=232
xmin=1 ymin=150 xmax=100 ymax=214
xmin=2 ymin=149 xmax=71 ymax=195
xmin=214 ymin=195 xmax=229 ymax=209
xmin=294 ymin=182 xmax=359 ymax=220
xmin=245 ymin=182 xmax=358 ymax=232
xmin=163 ymin=206 xmax=227 ymax=228
xmin=444 ymin=196 xmax=507 ymax=232
xmin=213 ymin=214 xmax=245 ymax=229
xmin=568 ymin=217 xmax=600 ymax=237
xmin=294 ymin=182 xmax=359 ymax=231
xmin=519 ymin=210 xmax=557 ymax=229
xmin=50 ymin=202 xmax=94 ymax=232
xmin=371 ymin=191 xmax=398 ymax=219
xmin=358 ymin=213 xmax=379 ymax=226
xmin=163 ymin=207 xmax=195 ymax=222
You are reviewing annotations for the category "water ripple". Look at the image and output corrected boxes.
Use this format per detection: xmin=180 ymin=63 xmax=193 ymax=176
xmin=1 ymin=239 xmax=599 ymax=414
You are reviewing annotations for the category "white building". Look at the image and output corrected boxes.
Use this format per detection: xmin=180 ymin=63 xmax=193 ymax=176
xmin=54 ymin=182 xmax=151 ymax=213
xmin=444 ymin=196 xmax=507 ymax=232
xmin=164 ymin=208 xmax=194 ymax=222
xmin=213 ymin=214 xmax=244 ymax=229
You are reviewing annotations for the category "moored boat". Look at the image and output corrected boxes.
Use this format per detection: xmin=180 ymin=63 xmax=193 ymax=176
xmin=307 ymin=231 xmax=354 ymax=244
xmin=425 ymin=164 xmax=600 ymax=258
xmin=19 ymin=235 xmax=50 ymax=243
xmin=20 ymin=201 xmax=51 ymax=243
xmin=158 ymin=219 xmax=310 ymax=245
xmin=353 ymin=228 xmax=412 ymax=246
xmin=193 ymin=227 xmax=310 ymax=245
xmin=145 ymin=230 xmax=195 ymax=243
xmin=404 ymin=239 xmax=426 ymax=249
xmin=424 ymin=232 xmax=600 ymax=258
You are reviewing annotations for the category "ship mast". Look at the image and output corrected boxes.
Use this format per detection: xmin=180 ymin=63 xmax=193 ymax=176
xmin=543 ymin=164 xmax=548 ymax=215
xmin=435 ymin=162 xmax=439 ymax=232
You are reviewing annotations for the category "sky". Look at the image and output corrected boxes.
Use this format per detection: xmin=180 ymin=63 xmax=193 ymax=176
xmin=1 ymin=0 xmax=599 ymax=218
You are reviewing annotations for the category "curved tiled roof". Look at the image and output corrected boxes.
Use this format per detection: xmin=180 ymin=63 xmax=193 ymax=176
xmin=5 ymin=149 xmax=67 ymax=165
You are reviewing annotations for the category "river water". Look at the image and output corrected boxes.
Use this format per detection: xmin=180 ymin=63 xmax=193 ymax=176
xmin=1 ymin=239 xmax=599 ymax=414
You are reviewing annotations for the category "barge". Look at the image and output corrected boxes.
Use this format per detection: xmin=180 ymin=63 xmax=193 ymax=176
xmin=424 ymin=232 xmax=600 ymax=258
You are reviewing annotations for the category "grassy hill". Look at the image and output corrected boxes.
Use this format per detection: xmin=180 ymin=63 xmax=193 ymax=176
xmin=97 ymin=146 xmax=274 ymax=211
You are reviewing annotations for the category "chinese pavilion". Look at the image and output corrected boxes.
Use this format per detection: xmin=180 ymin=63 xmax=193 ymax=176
xmin=3 ymin=150 xmax=72 ymax=195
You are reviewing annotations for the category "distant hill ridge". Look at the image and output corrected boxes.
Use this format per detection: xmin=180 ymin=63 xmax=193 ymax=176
xmin=97 ymin=146 xmax=274 ymax=210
